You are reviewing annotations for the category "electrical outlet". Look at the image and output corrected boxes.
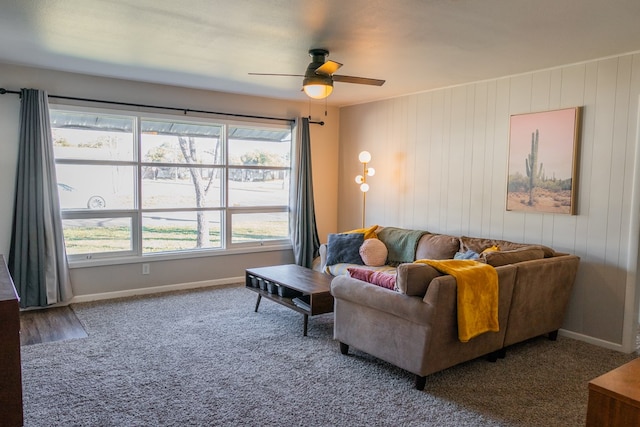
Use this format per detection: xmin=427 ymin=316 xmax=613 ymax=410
xmin=142 ymin=263 xmax=150 ymax=275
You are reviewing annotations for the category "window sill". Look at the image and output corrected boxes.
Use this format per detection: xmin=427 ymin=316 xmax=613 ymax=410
xmin=68 ymin=243 xmax=293 ymax=269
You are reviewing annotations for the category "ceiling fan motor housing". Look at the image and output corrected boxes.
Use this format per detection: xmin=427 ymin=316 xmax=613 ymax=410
xmin=308 ymin=48 xmax=329 ymax=64
xmin=303 ymin=49 xmax=333 ymax=88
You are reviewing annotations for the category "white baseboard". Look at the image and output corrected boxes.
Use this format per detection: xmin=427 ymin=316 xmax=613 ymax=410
xmin=70 ymin=276 xmax=245 ymax=304
xmin=559 ymin=328 xmax=627 ymax=353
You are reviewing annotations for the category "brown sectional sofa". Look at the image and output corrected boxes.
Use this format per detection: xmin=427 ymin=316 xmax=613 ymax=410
xmin=320 ymin=227 xmax=580 ymax=390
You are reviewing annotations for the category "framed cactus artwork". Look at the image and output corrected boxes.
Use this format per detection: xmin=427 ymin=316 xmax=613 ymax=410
xmin=506 ymin=107 xmax=582 ymax=215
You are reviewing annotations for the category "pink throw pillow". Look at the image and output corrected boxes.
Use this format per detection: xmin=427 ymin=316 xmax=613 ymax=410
xmin=359 ymin=238 xmax=388 ymax=266
xmin=347 ymin=267 xmax=396 ymax=290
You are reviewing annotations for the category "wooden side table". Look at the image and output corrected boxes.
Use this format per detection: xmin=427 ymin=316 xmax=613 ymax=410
xmin=0 ymin=255 xmax=23 ymax=427
xmin=586 ymin=357 xmax=640 ymax=426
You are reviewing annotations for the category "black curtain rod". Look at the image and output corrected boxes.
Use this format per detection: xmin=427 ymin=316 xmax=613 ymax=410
xmin=0 ymin=88 xmax=325 ymax=126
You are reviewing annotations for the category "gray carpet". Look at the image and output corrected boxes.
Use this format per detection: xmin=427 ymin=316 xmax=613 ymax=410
xmin=21 ymin=285 xmax=636 ymax=426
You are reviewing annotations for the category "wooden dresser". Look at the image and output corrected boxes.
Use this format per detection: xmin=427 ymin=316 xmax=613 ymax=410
xmin=586 ymin=357 xmax=640 ymax=426
xmin=0 ymin=255 xmax=23 ymax=426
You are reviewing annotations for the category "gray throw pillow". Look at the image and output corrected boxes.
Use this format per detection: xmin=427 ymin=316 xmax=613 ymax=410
xmin=326 ymin=233 xmax=365 ymax=266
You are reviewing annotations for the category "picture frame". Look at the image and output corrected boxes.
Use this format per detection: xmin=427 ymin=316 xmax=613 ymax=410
xmin=506 ymin=107 xmax=582 ymax=215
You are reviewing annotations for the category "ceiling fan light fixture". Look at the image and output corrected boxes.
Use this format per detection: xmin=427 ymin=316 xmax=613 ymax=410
xmin=303 ymin=83 xmax=333 ymax=99
xmin=303 ymin=74 xmax=333 ymax=99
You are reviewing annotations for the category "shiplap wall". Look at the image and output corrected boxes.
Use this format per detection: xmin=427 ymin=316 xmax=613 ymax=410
xmin=339 ymin=52 xmax=640 ymax=349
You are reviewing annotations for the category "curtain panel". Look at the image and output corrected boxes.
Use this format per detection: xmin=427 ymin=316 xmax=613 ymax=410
xmin=290 ymin=117 xmax=320 ymax=268
xmin=9 ymin=88 xmax=73 ymax=308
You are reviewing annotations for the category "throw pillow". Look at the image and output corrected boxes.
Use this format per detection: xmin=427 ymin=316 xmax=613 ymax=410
xmin=343 ymin=224 xmax=379 ymax=240
xmin=347 ymin=267 xmax=397 ymax=290
xmin=326 ymin=233 xmax=365 ymax=266
xmin=454 ymin=250 xmax=480 ymax=260
xmin=359 ymin=238 xmax=388 ymax=266
xmin=481 ymin=245 xmax=500 ymax=254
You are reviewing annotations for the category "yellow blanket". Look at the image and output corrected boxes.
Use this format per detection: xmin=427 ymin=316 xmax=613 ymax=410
xmin=415 ymin=259 xmax=499 ymax=342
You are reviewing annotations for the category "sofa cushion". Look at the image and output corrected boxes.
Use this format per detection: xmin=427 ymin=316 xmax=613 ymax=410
xmin=359 ymin=238 xmax=388 ymax=266
xmin=326 ymin=233 xmax=365 ymax=266
xmin=415 ymin=233 xmax=460 ymax=260
xmin=480 ymin=247 xmax=545 ymax=267
xmin=460 ymin=236 xmax=555 ymax=258
xmin=347 ymin=267 xmax=397 ymax=290
xmin=395 ymin=263 xmax=443 ymax=296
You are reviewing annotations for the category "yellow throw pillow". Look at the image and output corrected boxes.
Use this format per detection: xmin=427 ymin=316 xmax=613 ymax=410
xmin=343 ymin=224 xmax=379 ymax=240
xmin=481 ymin=245 xmax=500 ymax=254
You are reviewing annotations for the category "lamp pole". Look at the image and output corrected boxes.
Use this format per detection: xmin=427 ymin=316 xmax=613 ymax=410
xmin=355 ymin=151 xmax=374 ymax=229
xmin=362 ymin=162 xmax=367 ymax=228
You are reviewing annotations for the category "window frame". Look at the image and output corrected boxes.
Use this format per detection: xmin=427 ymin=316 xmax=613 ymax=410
xmin=51 ymin=104 xmax=294 ymax=267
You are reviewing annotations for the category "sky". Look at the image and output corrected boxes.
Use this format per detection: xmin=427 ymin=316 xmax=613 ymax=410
xmin=507 ymin=107 xmax=579 ymax=181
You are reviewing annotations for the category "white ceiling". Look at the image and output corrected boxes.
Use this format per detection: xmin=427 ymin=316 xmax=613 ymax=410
xmin=1 ymin=0 xmax=640 ymax=107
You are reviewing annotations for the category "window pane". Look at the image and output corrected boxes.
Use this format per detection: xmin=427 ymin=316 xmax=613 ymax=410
xmin=62 ymin=218 xmax=132 ymax=255
xmin=51 ymin=111 xmax=134 ymax=161
xmin=228 ymin=126 xmax=291 ymax=167
xmin=231 ymin=212 xmax=289 ymax=243
xmin=141 ymin=120 xmax=222 ymax=165
xmin=229 ymin=169 xmax=289 ymax=207
xmin=142 ymin=211 xmax=222 ymax=253
xmin=56 ymin=164 xmax=135 ymax=210
xmin=53 ymin=109 xmax=294 ymax=261
xmin=142 ymin=167 xmax=222 ymax=209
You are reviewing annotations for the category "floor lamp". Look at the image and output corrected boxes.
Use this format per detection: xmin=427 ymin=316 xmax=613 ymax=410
xmin=355 ymin=151 xmax=375 ymax=228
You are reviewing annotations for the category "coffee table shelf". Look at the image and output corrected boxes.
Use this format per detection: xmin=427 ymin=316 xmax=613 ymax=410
xmin=245 ymin=264 xmax=334 ymax=336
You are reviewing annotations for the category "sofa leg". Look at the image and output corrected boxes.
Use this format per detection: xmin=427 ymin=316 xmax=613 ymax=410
xmin=415 ymin=375 xmax=426 ymax=391
xmin=487 ymin=347 xmax=507 ymax=362
xmin=548 ymin=330 xmax=558 ymax=341
xmin=339 ymin=342 xmax=349 ymax=355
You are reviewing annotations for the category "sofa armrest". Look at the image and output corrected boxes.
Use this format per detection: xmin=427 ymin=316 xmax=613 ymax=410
xmin=311 ymin=244 xmax=328 ymax=273
xmin=330 ymin=275 xmax=433 ymax=325
xmin=503 ymin=254 xmax=579 ymax=347
xmin=318 ymin=244 xmax=328 ymax=272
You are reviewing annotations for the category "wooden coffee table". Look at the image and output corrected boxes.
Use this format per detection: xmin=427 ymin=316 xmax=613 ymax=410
xmin=245 ymin=264 xmax=334 ymax=336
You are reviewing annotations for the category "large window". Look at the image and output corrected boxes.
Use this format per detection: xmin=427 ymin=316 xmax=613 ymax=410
xmin=51 ymin=108 xmax=292 ymax=262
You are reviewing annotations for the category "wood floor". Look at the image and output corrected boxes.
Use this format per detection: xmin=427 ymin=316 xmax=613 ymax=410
xmin=20 ymin=306 xmax=87 ymax=346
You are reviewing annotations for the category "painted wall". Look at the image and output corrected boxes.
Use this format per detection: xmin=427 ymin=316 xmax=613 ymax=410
xmin=0 ymin=63 xmax=339 ymax=298
xmin=339 ymin=52 xmax=640 ymax=351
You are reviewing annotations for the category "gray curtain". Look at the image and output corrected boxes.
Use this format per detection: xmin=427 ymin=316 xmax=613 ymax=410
xmin=290 ymin=117 xmax=320 ymax=268
xmin=9 ymin=88 xmax=73 ymax=308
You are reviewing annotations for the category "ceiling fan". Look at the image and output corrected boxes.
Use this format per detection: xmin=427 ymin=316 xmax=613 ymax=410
xmin=249 ymin=49 xmax=385 ymax=99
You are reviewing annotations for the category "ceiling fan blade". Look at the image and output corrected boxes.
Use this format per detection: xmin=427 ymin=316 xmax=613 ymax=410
xmin=315 ymin=60 xmax=342 ymax=76
xmin=248 ymin=72 xmax=304 ymax=77
xmin=332 ymin=74 xmax=386 ymax=86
